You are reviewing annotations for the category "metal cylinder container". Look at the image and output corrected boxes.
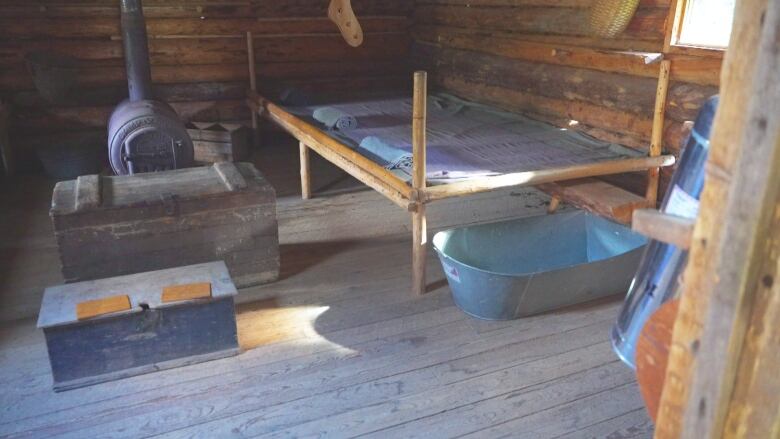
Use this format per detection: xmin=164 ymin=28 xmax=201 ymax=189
xmin=611 ymin=96 xmax=718 ymax=369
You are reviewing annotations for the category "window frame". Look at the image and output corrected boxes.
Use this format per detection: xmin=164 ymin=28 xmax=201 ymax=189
xmin=664 ymin=0 xmax=729 ymax=58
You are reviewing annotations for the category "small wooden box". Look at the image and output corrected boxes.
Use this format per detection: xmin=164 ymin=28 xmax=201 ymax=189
xmin=50 ymin=162 xmax=279 ymax=288
xmin=187 ymin=122 xmax=251 ymax=164
xmin=37 ymin=262 xmax=239 ymax=392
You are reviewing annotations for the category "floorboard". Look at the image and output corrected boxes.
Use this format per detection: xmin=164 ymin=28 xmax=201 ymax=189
xmin=0 ymin=135 xmax=651 ymax=438
xmin=459 ymin=382 xmax=646 ymax=439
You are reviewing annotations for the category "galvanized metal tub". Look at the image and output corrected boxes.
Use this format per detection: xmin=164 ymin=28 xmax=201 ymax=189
xmin=433 ymin=211 xmax=647 ymax=320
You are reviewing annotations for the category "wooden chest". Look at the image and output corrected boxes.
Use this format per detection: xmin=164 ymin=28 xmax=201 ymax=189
xmin=37 ymin=262 xmax=239 ymax=391
xmin=186 ymin=122 xmax=251 ymax=164
xmin=50 ymin=162 xmax=279 ymax=288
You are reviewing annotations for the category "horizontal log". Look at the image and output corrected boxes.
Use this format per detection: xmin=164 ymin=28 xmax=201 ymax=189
xmin=478 ymin=96 xmax=651 ymax=152
xmin=0 ymin=33 xmax=410 ymax=67
xmin=414 ymin=42 xmax=658 ymax=115
xmin=415 ymin=26 xmax=659 ymax=75
xmin=666 ymin=82 xmax=720 ymax=122
xmin=418 ymin=0 xmax=669 ymax=6
xmin=423 ymin=28 xmax=663 ymax=53
xmin=429 ymin=86 xmax=686 ymax=159
xmin=13 ymin=81 xmax=247 ymax=107
xmin=439 ymin=75 xmax=654 ymax=140
xmin=10 ymin=57 xmax=411 ymax=101
xmin=0 ymin=64 xmax=243 ymax=89
xmin=432 ymin=66 xmax=697 ymax=158
xmin=414 ymin=5 xmax=666 ymax=41
xmin=0 ymin=16 xmax=409 ymax=39
xmin=0 ymin=59 xmax=411 ymax=90
xmin=278 ymin=75 xmax=412 ymax=95
xmin=12 ymin=100 xmax=249 ymax=132
xmin=668 ymin=54 xmax=722 ymax=86
xmin=473 ymin=105 xmax=652 ymax=156
xmin=414 ymin=26 xmax=720 ymax=86
xmin=10 ymin=76 xmax=409 ymax=133
xmin=663 ymin=120 xmax=693 ymax=154
xmin=0 ymin=0 xmax=414 ymax=19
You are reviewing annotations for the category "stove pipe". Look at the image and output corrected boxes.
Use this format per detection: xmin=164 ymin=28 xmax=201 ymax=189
xmin=120 ymin=0 xmax=153 ymax=101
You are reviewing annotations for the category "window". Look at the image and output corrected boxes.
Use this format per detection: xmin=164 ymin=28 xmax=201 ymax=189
xmin=668 ymin=0 xmax=736 ymax=51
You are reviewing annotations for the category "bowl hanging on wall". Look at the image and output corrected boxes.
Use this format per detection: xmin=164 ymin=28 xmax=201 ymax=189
xmin=589 ymin=0 xmax=641 ymax=38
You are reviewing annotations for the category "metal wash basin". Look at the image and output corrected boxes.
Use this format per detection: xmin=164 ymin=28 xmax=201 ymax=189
xmin=433 ymin=211 xmax=647 ymax=320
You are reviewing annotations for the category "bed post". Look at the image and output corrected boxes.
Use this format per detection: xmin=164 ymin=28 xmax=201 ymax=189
xmin=646 ymin=60 xmax=671 ymax=206
xmin=299 ymin=142 xmax=311 ymax=199
xmin=411 ymin=71 xmax=428 ymax=295
xmin=547 ymin=196 xmax=561 ymax=214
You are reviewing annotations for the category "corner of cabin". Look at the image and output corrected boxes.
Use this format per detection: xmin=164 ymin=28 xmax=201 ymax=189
xmin=409 ymin=1 xmax=720 ymax=220
xmin=6 ymin=0 xmax=773 ymax=437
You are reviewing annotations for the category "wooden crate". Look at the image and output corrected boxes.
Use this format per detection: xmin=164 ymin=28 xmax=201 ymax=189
xmin=37 ymin=262 xmax=239 ymax=391
xmin=186 ymin=122 xmax=251 ymax=164
xmin=50 ymin=162 xmax=279 ymax=288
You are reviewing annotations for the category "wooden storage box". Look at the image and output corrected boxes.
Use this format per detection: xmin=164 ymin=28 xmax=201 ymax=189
xmin=186 ymin=122 xmax=251 ymax=164
xmin=37 ymin=262 xmax=239 ymax=391
xmin=50 ymin=162 xmax=279 ymax=288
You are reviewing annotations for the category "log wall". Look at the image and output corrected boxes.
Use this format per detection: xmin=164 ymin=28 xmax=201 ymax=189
xmin=0 ymin=0 xmax=413 ymax=171
xmin=411 ymin=0 xmax=722 ymax=195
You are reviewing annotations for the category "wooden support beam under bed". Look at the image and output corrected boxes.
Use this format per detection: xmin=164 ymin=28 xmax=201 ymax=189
xmin=299 ymin=141 xmax=311 ymax=200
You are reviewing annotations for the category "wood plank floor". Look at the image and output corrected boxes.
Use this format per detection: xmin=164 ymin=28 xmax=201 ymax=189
xmin=0 ymin=136 xmax=652 ymax=438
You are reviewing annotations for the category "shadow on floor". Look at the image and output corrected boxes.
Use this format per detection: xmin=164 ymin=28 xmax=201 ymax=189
xmin=278 ymin=240 xmax=362 ymax=280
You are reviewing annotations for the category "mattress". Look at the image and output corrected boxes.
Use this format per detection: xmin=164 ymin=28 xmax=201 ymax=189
xmin=284 ymin=92 xmax=644 ymax=184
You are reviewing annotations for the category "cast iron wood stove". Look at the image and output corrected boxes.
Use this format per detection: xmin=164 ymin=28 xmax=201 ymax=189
xmin=107 ymin=0 xmax=194 ymax=175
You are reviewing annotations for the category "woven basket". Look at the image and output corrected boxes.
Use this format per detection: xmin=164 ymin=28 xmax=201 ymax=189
xmin=589 ymin=0 xmax=641 ymax=38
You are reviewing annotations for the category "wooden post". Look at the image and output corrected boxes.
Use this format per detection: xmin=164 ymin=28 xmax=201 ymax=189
xmin=655 ymin=0 xmax=780 ymax=437
xmin=646 ymin=59 xmax=671 ymax=206
xmin=677 ymin=0 xmax=779 ymax=433
xmin=299 ymin=142 xmax=311 ymax=200
xmin=547 ymin=196 xmax=561 ymax=214
xmin=246 ymin=31 xmax=258 ymax=147
xmin=411 ymin=71 xmax=428 ymax=295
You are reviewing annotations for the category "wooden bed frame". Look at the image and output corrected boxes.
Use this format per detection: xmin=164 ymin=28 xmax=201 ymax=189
xmin=246 ymin=71 xmax=676 ymax=295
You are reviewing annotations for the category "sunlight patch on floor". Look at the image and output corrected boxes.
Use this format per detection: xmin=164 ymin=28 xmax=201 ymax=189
xmin=236 ymin=300 xmax=348 ymax=352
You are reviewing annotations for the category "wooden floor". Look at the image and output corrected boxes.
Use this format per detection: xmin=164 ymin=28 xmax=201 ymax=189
xmin=0 ymin=136 xmax=652 ymax=438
